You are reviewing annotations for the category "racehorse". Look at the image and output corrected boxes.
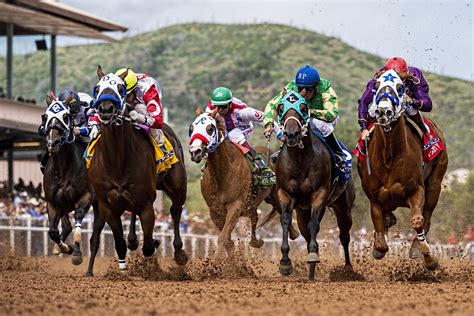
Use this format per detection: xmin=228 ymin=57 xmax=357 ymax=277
xmin=275 ymin=90 xmax=355 ymax=280
xmin=42 ymin=93 xmax=94 ymax=265
xmin=85 ymin=66 xmax=187 ymax=276
xmin=358 ymin=70 xmax=448 ymax=270
xmin=189 ymin=110 xmax=278 ymax=256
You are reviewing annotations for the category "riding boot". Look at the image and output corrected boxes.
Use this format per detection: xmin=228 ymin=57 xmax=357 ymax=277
xmin=409 ymin=111 xmax=433 ymax=141
xmin=323 ymin=132 xmax=346 ymax=170
xmin=242 ymin=141 xmax=271 ymax=174
xmin=40 ymin=152 xmax=49 ymax=174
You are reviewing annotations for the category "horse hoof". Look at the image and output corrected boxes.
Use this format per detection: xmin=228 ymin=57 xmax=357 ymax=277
xmin=154 ymin=239 xmax=161 ymax=249
xmin=85 ymin=271 xmax=94 ymax=277
xmin=53 ymin=244 xmax=61 ymax=255
xmin=372 ymin=248 xmax=386 ymax=260
xmin=71 ymin=254 xmax=83 ymax=266
xmin=250 ymin=239 xmax=264 ymax=248
xmin=308 ymin=261 xmax=317 ymax=281
xmin=279 ymin=260 xmax=293 ymax=276
xmin=307 ymin=252 xmax=320 ymax=263
xmin=174 ymin=250 xmax=189 ymax=266
xmin=127 ymin=239 xmax=139 ymax=251
xmin=424 ymin=256 xmax=439 ymax=271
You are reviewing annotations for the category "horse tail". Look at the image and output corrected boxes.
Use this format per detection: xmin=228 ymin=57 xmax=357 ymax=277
xmin=162 ymin=123 xmax=185 ymax=161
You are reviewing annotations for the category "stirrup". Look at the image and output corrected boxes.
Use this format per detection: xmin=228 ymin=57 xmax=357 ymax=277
xmin=270 ymin=150 xmax=280 ymax=164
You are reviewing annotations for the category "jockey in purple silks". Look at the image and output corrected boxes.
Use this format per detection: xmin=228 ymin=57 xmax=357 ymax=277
xmin=358 ymin=57 xmax=433 ymax=141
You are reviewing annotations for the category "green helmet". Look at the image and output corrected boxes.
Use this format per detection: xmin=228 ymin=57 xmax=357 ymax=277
xmin=211 ymin=87 xmax=233 ymax=107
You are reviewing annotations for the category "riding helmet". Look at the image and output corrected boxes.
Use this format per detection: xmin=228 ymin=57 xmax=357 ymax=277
xmin=211 ymin=87 xmax=233 ymax=107
xmin=295 ymin=65 xmax=320 ymax=87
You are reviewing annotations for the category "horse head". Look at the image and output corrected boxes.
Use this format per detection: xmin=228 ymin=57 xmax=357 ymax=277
xmin=277 ymin=91 xmax=309 ymax=147
xmin=373 ymin=69 xmax=406 ymax=129
xmin=188 ymin=110 xmax=223 ymax=163
xmin=93 ymin=65 xmax=127 ymax=125
xmin=43 ymin=92 xmax=74 ymax=153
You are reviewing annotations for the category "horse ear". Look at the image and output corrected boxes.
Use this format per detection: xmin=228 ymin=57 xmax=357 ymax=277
xmin=195 ymin=107 xmax=203 ymax=117
xmin=97 ymin=65 xmax=105 ymax=79
xmin=65 ymin=96 xmax=73 ymax=107
xmin=118 ymin=68 xmax=129 ymax=81
xmin=209 ymin=108 xmax=218 ymax=119
xmin=45 ymin=95 xmax=52 ymax=106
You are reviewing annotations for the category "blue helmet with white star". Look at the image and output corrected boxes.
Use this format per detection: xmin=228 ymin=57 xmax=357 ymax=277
xmin=295 ymin=65 xmax=320 ymax=87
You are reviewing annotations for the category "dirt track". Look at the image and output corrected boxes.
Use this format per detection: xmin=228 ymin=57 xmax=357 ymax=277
xmin=1 ymin=252 xmax=473 ymax=316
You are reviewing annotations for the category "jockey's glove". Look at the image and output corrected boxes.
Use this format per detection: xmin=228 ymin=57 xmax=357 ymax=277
xmin=89 ymin=125 xmax=100 ymax=139
xmin=129 ymin=110 xmax=145 ymax=123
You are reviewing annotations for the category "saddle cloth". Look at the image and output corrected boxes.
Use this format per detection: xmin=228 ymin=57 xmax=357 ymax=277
xmin=352 ymin=118 xmax=445 ymax=164
xmin=84 ymin=133 xmax=179 ymax=174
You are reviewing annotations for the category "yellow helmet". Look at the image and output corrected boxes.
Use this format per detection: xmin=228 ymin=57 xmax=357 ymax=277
xmin=115 ymin=68 xmax=138 ymax=95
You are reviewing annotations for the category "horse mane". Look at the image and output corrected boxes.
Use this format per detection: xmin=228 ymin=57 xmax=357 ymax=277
xmin=210 ymin=109 xmax=226 ymax=137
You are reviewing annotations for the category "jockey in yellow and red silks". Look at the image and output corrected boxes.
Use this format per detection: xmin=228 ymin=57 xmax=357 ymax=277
xmin=358 ymin=57 xmax=433 ymax=141
xmin=111 ymin=68 xmax=166 ymax=145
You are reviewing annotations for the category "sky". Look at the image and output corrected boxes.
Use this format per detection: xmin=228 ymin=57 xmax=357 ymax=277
xmin=2 ymin=0 xmax=473 ymax=81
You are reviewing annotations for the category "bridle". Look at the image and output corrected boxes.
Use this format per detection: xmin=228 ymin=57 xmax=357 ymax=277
xmin=278 ymin=91 xmax=309 ymax=148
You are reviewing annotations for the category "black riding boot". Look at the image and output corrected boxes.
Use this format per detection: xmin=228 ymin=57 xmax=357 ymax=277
xmin=242 ymin=141 xmax=266 ymax=172
xmin=40 ymin=152 xmax=49 ymax=174
xmin=324 ymin=132 xmax=346 ymax=169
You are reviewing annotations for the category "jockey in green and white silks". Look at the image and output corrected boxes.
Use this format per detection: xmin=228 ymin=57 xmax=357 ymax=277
xmin=206 ymin=87 xmax=283 ymax=177
xmin=263 ymin=65 xmax=347 ymax=170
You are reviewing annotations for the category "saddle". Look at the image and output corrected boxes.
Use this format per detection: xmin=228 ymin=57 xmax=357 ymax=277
xmin=83 ymin=129 xmax=179 ymax=174
xmin=352 ymin=118 xmax=445 ymax=164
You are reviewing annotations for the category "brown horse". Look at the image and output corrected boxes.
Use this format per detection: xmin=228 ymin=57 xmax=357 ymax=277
xmin=275 ymin=91 xmax=355 ymax=281
xmin=189 ymin=110 xmax=278 ymax=256
xmin=41 ymin=94 xmax=94 ymax=265
xmin=358 ymin=70 xmax=448 ymax=270
xmin=85 ymin=67 xmax=158 ymax=275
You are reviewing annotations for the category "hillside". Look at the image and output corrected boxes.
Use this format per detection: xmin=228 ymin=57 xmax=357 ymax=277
xmin=1 ymin=23 xmax=473 ymax=231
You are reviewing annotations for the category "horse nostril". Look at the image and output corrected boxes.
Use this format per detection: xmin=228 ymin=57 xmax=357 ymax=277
xmin=375 ymin=109 xmax=380 ymax=116
xmin=386 ymin=109 xmax=393 ymax=117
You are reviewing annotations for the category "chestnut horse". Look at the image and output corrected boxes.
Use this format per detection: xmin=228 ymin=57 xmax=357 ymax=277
xmin=85 ymin=66 xmax=187 ymax=276
xmin=358 ymin=70 xmax=448 ymax=270
xmin=189 ymin=111 xmax=279 ymax=256
xmin=42 ymin=94 xmax=94 ymax=265
xmin=275 ymin=91 xmax=355 ymax=281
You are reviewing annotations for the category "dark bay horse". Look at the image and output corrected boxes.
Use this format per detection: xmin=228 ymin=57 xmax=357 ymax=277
xmin=42 ymin=93 xmax=94 ymax=265
xmin=275 ymin=91 xmax=355 ymax=280
xmin=189 ymin=111 xmax=276 ymax=256
xmin=86 ymin=66 xmax=187 ymax=276
xmin=358 ymin=70 xmax=448 ymax=270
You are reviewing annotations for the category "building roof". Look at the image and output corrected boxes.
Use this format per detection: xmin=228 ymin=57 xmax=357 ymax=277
xmin=0 ymin=0 xmax=127 ymax=40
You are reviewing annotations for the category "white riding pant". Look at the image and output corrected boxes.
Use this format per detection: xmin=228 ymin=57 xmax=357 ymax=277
xmin=135 ymin=103 xmax=164 ymax=145
xmin=227 ymin=125 xmax=254 ymax=145
xmin=309 ymin=117 xmax=337 ymax=137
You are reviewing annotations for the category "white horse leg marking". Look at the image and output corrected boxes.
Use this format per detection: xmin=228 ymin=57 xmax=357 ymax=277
xmin=118 ymin=259 xmax=127 ymax=270
xmin=74 ymin=221 xmax=82 ymax=244
xmin=417 ymin=230 xmax=431 ymax=255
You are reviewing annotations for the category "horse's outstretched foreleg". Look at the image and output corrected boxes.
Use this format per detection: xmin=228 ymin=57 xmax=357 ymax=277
xmin=71 ymin=192 xmax=92 ymax=266
xmin=48 ymin=204 xmax=72 ymax=255
xmin=217 ymin=201 xmax=240 ymax=258
xmin=278 ymin=189 xmax=293 ymax=276
xmin=249 ymin=210 xmax=264 ymax=248
xmin=102 ymin=204 xmax=128 ymax=270
xmin=170 ymin=203 xmax=188 ymax=265
xmin=409 ymin=185 xmax=438 ymax=270
xmin=139 ymin=204 xmax=160 ymax=258
xmin=85 ymin=201 xmax=105 ymax=277
xmin=127 ymin=214 xmax=139 ymax=251
xmin=333 ymin=182 xmax=355 ymax=269
xmin=371 ymin=200 xmax=388 ymax=259
xmin=307 ymin=188 xmax=328 ymax=281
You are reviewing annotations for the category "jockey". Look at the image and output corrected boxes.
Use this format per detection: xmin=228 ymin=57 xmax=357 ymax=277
xmin=115 ymin=68 xmax=165 ymax=146
xmin=358 ymin=57 xmax=433 ymax=141
xmin=206 ymin=87 xmax=277 ymax=177
xmin=38 ymin=88 xmax=95 ymax=173
xmin=263 ymin=65 xmax=347 ymax=169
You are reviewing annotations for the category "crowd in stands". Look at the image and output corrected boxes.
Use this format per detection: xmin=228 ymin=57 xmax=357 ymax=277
xmin=0 ymin=86 xmax=36 ymax=104
xmin=0 ymin=179 xmax=46 ymax=219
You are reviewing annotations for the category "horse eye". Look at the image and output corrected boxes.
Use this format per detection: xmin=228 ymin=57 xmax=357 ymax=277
xmin=93 ymin=86 xmax=99 ymax=96
xmin=189 ymin=124 xmax=194 ymax=135
xmin=63 ymin=113 xmax=70 ymax=125
xmin=206 ymin=125 xmax=214 ymax=136
xmin=396 ymin=84 xmax=404 ymax=96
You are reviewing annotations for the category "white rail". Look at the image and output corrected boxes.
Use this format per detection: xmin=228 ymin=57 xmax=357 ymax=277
xmin=0 ymin=216 xmax=472 ymax=260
